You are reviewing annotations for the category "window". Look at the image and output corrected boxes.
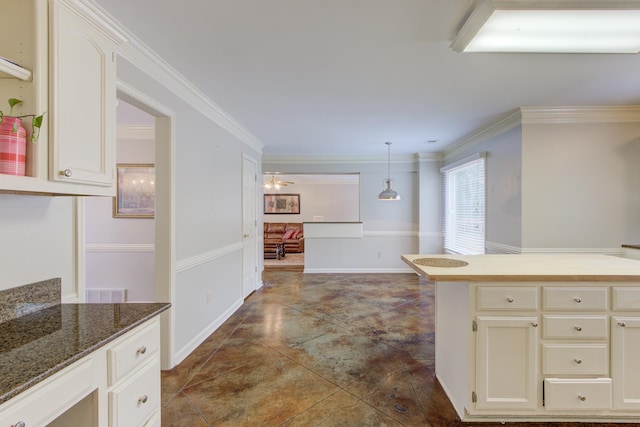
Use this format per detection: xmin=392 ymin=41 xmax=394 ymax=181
xmin=441 ymin=153 xmax=485 ymax=254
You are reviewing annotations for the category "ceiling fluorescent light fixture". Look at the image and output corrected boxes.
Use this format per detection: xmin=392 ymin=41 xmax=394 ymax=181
xmin=378 ymin=142 xmax=400 ymax=201
xmin=451 ymin=0 xmax=640 ymax=53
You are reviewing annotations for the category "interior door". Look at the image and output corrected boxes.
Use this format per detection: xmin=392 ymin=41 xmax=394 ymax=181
xmin=242 ymin=155 xmax=258 ymax=298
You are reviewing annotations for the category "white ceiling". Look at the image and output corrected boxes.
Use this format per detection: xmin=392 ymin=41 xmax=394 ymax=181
xmin=96 ymin=0 xmax=640 ymax=156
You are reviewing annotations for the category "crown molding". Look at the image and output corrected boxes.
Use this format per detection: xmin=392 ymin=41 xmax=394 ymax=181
xmin=444 ymin=109 xmax=523 ymax=160
xmin=81 ymin=0 xmax=264 ymax=154
xmin=262 ymin=154 xmax=418 ymax=165
xmin=521 ymin=106 xmax=640 ymax=124
xmin=117 ymin=126 xmax=155 ymax=140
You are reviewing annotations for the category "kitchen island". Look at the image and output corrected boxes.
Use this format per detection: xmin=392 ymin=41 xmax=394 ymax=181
xmin=402 ymin=253 xmax=640 ymax=423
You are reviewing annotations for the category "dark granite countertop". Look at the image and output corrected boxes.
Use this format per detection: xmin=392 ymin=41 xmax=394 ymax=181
xmin=0 ymin=302 xmax=170 ymax=405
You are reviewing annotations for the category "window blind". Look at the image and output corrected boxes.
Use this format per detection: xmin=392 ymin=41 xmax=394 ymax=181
xmin=441 ymin=153 xmax=485 ymax=254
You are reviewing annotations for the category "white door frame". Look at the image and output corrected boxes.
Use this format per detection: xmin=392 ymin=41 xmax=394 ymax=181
xmin=116 ymin=81 xmax=176 ymax=370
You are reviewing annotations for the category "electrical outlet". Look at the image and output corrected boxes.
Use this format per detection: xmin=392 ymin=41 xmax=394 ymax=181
xmin=377 ymin=252 xmax=382 ymax=258
xmin=206 ymin=293 xmax=212 ymax=304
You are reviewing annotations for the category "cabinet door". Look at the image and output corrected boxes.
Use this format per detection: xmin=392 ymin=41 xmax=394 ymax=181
xmin=476 ymin=316 xmax=539 ymax=410
xmin=611 ymin=317 xmax=640 ymax=410
xmin=49 ymin=0 xmax=116 ymax=187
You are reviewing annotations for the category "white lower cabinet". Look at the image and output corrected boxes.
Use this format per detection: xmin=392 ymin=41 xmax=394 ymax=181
xmin=0 ymin=318 xmax=161 ymax=427
xmin=107 ymin=320 xmax=161 ymax=427
xmin=611 ymin=316 xmax=640 ymax=410
xmin=109 ymin=359 xmax=160 ymax=427
xmin=459 ymin=283 xmax=640 ymax=422
xmin=475 ymin=316 xmax=539 ymax=410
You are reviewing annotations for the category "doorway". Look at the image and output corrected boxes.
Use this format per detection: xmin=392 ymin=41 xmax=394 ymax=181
xmin=82 ymin=83 xmax=176 ymax=370
xmin=84 ymin=99 xmax=156 ymax=302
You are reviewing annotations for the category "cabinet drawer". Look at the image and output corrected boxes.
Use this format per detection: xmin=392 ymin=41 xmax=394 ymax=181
xmin=110 ymin=358 xmax=160 ymax=427
xmin=543 ymin=287 xmax=608 ymax=311
xmin=108 ymin=319 xmax=160 ymax=385
xmin=477 ymin=287 xmax=538 ymax=311
xmin=544 ymin=378 xmax=612 ymax=410
xmin=542 ymin=344 xmax=608 ymax=375
xmin=612 ymin=287 xmax=640 ymax=311
xmin=543 ymin=315 xmax=608 ymax=339
xmin=0 ymin=358 xmax=95 ymax=427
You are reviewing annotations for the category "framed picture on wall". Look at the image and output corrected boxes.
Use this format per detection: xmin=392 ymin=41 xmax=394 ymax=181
xmin=264 ymin=194 xmax=300 ymax=214
xmin=113 ymin=164 xmax=156 ymax=218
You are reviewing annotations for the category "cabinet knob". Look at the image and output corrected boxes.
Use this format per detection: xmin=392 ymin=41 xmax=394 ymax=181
xmin=578 ymin=394 xmax=587 ymax=402
xmin=619 ymin=321 xmax=627 ymax=327
xmin=574 ymin=297 xmax=582 ymax=303
xmin=531 ymin=322 xmax=538 ymax=327
xmin=575 ymin=358 xmax=582 ymax=364
xmin=138 ymin=395 xmax=148 ymax=404
xmin=12 ymin=422 xmax=26 ymax=427
xmin=61 ymin=169 xmax=72 ymax=177
xmin=137 ymin=345 xmax=147 ymax=355
xmin=506 ymin=297 xmax=514 ymax=303
xmin=575 ymin=326 xmax=582 ymax=331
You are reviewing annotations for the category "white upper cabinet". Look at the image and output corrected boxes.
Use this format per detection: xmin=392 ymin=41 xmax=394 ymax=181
xmin=49 ymin=0 xmax=116 ymax=188
xmin=0 ymin=0 xmax=122 ymax=195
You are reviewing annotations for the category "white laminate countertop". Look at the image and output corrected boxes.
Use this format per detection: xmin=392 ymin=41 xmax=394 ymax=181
xmin=401 ymin=253 xmax=640 ymax=282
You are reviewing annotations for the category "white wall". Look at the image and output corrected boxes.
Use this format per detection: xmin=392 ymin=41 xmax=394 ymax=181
xmin=522 ymin=121 xmax=640 ymax=252
xmin=0 ymin=195 xmax=78 ymax=300
xmin=115 ymin=55 xmax=263 ymax=361
xmin=262 ymin=176 xmax=359 ymax=223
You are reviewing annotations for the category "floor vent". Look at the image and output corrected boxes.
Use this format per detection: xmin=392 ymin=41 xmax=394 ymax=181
xmin=86 ymin=288 xmax=127 ymax=303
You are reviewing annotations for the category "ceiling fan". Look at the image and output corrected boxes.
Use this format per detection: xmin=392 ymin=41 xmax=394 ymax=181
xmin=263 ymin=175 xmax=294 ymax=190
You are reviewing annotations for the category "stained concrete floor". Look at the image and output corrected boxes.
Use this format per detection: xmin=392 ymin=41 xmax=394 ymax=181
xmin=160 ymin=272 xmax=633 ymax=427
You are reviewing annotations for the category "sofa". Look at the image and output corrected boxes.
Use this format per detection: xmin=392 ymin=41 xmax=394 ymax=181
xmin=264 ymin=222 xmax=304 ymax=256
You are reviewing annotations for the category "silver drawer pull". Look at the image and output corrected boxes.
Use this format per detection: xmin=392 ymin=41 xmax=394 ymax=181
xmin=12 ymin=422 xmax=26 ymax=427
xmin=137 ymin=345 xmax=147 ymax=355
xmin=575 ymin=358 xmax=582 ymax=364
xmin=575 ymin=326 xmax=582 ymax=332
xmin=578 ymin=394 xmax=586 ymax=402
xmin=138 ymin=395 xmax=148 ymax=404
xmin=506 ymin=297 xmax=514 ymax=303
xmin=619 ymin=321 xmax=627 ymax=327
xmin=61 ymin=168 xmax=72 ymax=177
xmin=574 ymin=297 xmax=582 ymax=303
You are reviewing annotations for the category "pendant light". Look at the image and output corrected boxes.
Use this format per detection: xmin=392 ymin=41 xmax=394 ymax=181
xmin=378 ymin=142 xmax=400 ymax=201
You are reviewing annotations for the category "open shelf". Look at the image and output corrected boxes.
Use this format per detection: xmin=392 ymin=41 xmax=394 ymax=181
xmin=0 ymin=56 xmax=32 ymax=81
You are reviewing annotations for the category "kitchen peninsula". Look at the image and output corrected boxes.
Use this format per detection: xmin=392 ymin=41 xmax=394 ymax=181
xmin=402 ymin=253 xmax=640 ymax=423
xmin=0 ymin=279 xmax=170 ymax=426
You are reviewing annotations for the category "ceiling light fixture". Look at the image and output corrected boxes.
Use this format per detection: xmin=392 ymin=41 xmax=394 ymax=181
xmin=378 ymin=142 xmax=400 ymax=201
xmin=263 ymin=175 xmax=294 ymax=190
xmin=451 ymin=0 xmax=640 ymax=53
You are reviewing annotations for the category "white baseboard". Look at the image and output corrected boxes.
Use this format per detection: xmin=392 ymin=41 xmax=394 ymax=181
xmin=173 ymin=297 xmax=243 ymax=365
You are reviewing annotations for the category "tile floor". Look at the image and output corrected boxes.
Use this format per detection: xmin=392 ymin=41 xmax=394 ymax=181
xmin=160 ymin=272 xmax=632 ymax=427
